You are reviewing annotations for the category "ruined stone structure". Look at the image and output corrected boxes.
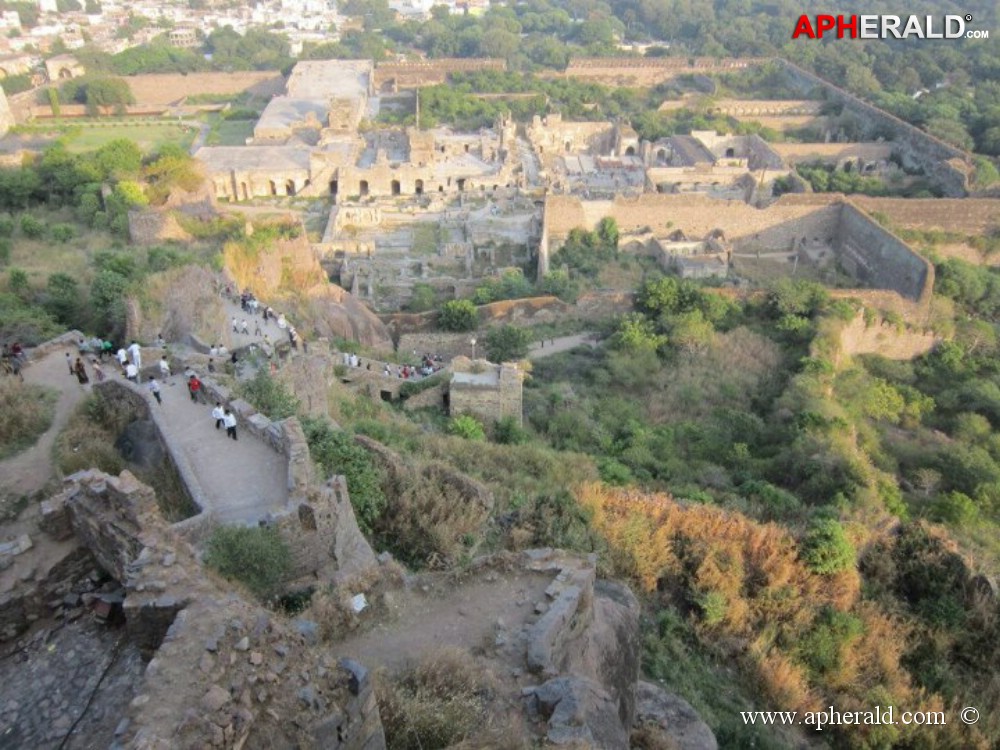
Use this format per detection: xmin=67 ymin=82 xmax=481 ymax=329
xmin=373 ymin=57 xmax=505 ymax=92
xmin=44 ymin=54 xmax=85 ymax=81
xmin=448 ymin=355 xmax=524 ymax=426
xmin=196 ymin=59 xmax=519 ymax=204
xmin=540 ymin=193 xmax=934 ymax=305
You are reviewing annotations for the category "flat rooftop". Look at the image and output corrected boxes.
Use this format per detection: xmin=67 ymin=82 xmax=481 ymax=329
xmin=195 ymin=145 xmax=312 ymax=172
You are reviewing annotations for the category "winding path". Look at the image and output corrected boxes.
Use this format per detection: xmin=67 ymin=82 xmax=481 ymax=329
xmin=1 ymin=335 xmax=288 ymax=526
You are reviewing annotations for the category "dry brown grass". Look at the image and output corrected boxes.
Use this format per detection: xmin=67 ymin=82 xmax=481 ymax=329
xmin=375 ymin=647 xmax=500 ymax=750
xmin=0 ymin=378 xmax=56 ymax=460
xmin=574 ymin=482 xmax=954 ymax=743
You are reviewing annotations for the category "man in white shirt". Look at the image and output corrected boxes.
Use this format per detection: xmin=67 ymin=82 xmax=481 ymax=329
xmin=128 ymin=341 xmax=141 ymax=369
xmin=125 ymin=362 xmax=138 ymax=383
xmin=223 ymin=409 xmax=238 ymax=440
xmin=116 ymin=347 xmax=128 ymax=370
xmin=148 ymin=378 xmax=162 ymax=404
xmin=159 ymin=356 xmax=171 ymax=378
xmin=212 ymin=402 xmax=225 ymax=430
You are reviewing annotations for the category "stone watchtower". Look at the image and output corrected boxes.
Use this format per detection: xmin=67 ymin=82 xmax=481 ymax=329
xmin=448 ymin=357 xmax=524 ymax=426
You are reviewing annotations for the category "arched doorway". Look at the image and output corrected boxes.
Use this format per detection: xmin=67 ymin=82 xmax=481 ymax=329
xmin=329 ymin=179 xmax=338 ymax=196
xmin=415 ymin=179 xmax=424 ymax=195
xmin=725 ymin=147 xmax=735 ymax=158
xmin=285 ymin=180 xmax=296 ymax=196
xmin=359 ymin=180 xmax=369 ymax=196
xmin=268 ymin=180 xmax=277 ymax=196
xmin=391 ymin=179 xmax=401 ymax=196
xmin=625 ymin=145 xmax=635 ymax=156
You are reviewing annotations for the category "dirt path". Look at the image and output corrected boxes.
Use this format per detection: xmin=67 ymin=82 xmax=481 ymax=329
xmin=0 ymin=344 xmax=87 ymax=498
xmin=329 ymin=570 xmax=552 ymax=673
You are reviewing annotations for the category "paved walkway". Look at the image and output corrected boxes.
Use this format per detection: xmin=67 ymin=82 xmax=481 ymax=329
xmin=144 ymin=375 xmax=289 ymax=524
xmin=528 ymin=332 xmax=598 ymax=359
xmin=0 ymin=344 xmax=87 ymax=498
xmin=0 ymin=335 xmax=288 ymax=525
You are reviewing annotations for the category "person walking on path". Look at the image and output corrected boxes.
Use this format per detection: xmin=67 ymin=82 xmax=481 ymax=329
xmin=116 ymin=347 xmax=128 ymax=371
xmin=223 ymin=409 xmax=238 ymax=440
xmin=232 ymin=317 xmax=239 ymax=333
xmin=188 ymin=374 xmax=203 ymax=403
xmin=66 ymin=352 xmax=74 ymax=376
xmin=73 ymin=357 xmax=89 ymax=385
xmin=91 ymin=359 xmax=105 ymax=383
xmin=159 ymin=356 xmax=171 ymax=379
xmin=241 ymin=319 xmax=249 ymax=335
xmin=148 ymin=377 xmax=162 ymax=404
xmin=125 ymin=362 xmax=139 ymax=383
xmin=254 ymin=319 xmax=262 ymax=337
xmin=128 ymin=341 xmax=142 ymax=369
xmin=212 ymin=402 xmax=225 ymax=430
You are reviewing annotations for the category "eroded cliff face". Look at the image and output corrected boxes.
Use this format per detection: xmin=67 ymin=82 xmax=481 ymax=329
xmin=225 ymin=230 xmax=393 ymax=351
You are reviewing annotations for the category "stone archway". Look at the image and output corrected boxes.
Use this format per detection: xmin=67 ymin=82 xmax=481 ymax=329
xmin=285 ymin=179 xmax=296 ymax=196
xmin=391 ymin=179 xmax=401 ymax=196
xmin=415 ymin=179 xmax=424 ymax=195
xmin=359 ymin=180 xmax=369 ymax=196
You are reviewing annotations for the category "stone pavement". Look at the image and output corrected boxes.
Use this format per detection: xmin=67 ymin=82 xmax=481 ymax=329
xmin=140 ymin=376 xmax=289 ymax=524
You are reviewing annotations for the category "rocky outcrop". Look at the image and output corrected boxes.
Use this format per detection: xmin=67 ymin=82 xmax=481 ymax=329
xmin=635 ymin=681 xmax=719 ymax=750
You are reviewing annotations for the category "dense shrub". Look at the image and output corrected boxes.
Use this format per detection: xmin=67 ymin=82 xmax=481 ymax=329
xmin=204 ymin=525 xmax=291 ymax=599
xmin=447 ymin=414 xmax=485 ymax=441
xmin=19 ymin=214 xmax=45 ymax=239
xmin=302 ymin=416 xmax=385 ymax=535
xmin=236 ymin=369 xmax=299 ymax=420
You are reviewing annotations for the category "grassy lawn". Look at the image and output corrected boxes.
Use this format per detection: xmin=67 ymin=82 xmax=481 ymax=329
xmin=64 ymin=122 xmax=198 ymax=153
xmin=15 ymin=120 xmax=198 ymax=154
xmin=207 ymin=119 xmax=254 ymax=146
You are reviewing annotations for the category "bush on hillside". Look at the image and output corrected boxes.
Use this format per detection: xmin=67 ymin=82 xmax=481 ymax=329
xmin=0 ymin=379 xmax=56 ymax=460
xmin=801 ymin=518 xmax=856 ymax=575
xmin=204 ymin=525 xmax=291 ymax=599
xmin=236 ymin=369 xmax=299 ymax=420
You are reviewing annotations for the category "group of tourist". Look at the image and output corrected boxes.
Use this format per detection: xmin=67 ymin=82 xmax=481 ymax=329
xmin=340 ymin=350 xmax=443 ymax=380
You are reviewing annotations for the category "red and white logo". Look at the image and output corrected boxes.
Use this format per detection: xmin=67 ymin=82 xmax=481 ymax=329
xmin=792 ymin=14 xmax=988 ymax=40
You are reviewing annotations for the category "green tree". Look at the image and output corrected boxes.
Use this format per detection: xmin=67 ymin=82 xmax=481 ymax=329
xmin=94 ymin=139 xmax=142 ymax=180
xmin=44 ymin=272 xmax=82 ymax=326
xmin=438 ymin=298 xmax=478 ymax=332
xmin=484 ymin=324 xmax=531 ymax=362
xmin=6 ymin=267 xmax=30 ymax=301
xmin=19 ymin=214 xmax=45 ymax=239
xmin=611 ymin=312 xmax=666 ymax=354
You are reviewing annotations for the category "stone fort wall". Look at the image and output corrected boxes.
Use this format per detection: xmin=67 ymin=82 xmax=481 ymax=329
xmin=779 ymin=60 xmax=971 ymax=197
xmin=557 ymin=56 xmax=765 ymax=87
xmin=374 ymin=58 xmax=505 ymax=90
xmin=540 ymin=194 xmax=934 ymax=303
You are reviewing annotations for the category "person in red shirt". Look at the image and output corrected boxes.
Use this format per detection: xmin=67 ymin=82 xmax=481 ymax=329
xmin=188 ymin=374 xmax=203 ymax=403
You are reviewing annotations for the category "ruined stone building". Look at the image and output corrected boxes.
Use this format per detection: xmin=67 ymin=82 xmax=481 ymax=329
xmin=196 ymin=60 xmax=520 ymax=203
